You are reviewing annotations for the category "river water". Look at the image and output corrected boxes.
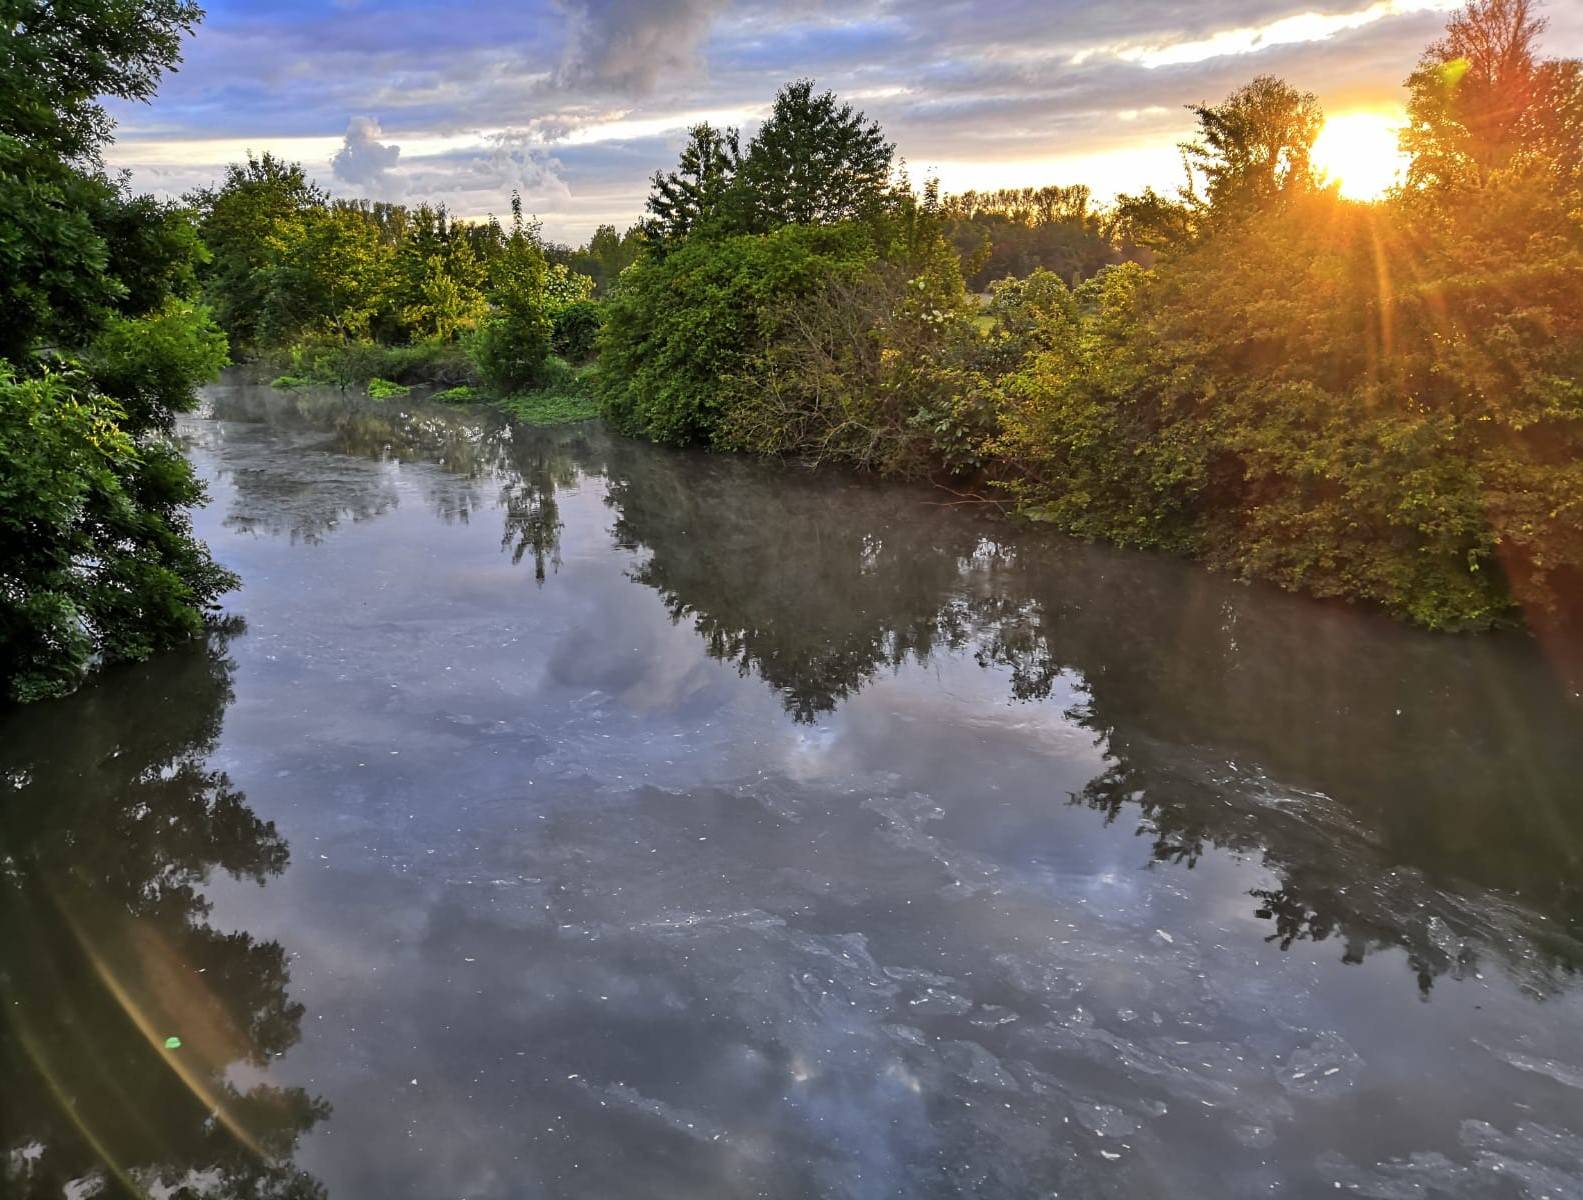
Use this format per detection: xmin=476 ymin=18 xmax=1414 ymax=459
xmin=4 ymin=378 xmax=1582 ymax=1199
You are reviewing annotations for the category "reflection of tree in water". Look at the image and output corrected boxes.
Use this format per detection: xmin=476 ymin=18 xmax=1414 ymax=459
xmin=498 ymin=428 xmax=601 ymax=583
xmin=0 ymin=631 xmax=328 ymax=1199
xmin=194 ymin=393 xmax=403 ymax=545
xmin=974 ymin=562 xmax=1583 ymax=994
xmin=604 ymin=444 xmax=993 ymax=721
xmin=601 ymin=439 xmax=1583 ymax=994
xmin=204 ymin=386 xmax=595 ymax=580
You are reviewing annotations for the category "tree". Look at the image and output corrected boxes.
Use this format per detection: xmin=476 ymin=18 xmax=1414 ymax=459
xmin=1109 ymin=186 xmax=1196 ymax=253
xmin=261 ymin=204 xmax=397 ymax=345
xmin=0 ymin=0 xmax=202 ymax=161
xmin=938 ymin=185 xmax=1117 ymax=289
xmin=1403 ymin=0 xmax=1582 ymax=190
xmin=190 ymin=154 xmax=326 ymax=350
xmin=1181 ymin=76 xmax=1323 ymax=215
xmin=473 ymin=193 xmax=553 ymax=394
xmin=735 ymin=80 xmax=895 ymax=231
xmin=573 ymin=222 xmax=644 ymax=293
xmin=0 ymin=365 xmax=236 ymax=701
xmin=598 ymin=223 xmax=879 ymax=444
xmin=1 ymin=0 xmax=235 ymax=703
xmin=401 ymin=237 xmax=487 ymax=344
xmin=643 ymin=123 xmax=740 ymax=250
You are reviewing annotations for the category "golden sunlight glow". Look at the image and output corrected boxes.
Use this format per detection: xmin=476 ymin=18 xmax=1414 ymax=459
xmin=1311 ymin=110 xmax=1409 ymax=201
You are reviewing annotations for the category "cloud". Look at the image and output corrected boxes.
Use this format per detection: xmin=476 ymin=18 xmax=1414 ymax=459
xmin=330 ymin=115 xmax=403 ymax=194
xmin=556 ymin=0 xmax=734 ymax=94
xmin=482 ymin=134 xmax=575 ymax=208
xmin=1084 ymin=0 xmax=1460 ymax=69
xmin=101 ymin=0 xmax=1487 ymax=240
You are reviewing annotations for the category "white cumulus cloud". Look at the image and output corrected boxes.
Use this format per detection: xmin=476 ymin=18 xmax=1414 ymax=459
xmin=331 ymin=115 xmax=404 ymax=195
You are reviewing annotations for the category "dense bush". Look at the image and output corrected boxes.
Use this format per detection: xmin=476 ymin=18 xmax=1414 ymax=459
xmin=990 ymin=166 xmax=1583 ymax=628
xmin=269 ymin=338 xmax=478 ymax=390
xmin=551 ymin=299 xmax=604 ymax=364
xmin=0 ymin=367 xmax=237 ymax=702
xmin=599 ymin=223 xmax=878 ymax=443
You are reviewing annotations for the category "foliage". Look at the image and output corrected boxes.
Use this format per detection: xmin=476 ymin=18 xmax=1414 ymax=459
xmin=83 ymin=300 xmax=229 ymax=433
xmin=189 ymin=154 xmax=327 ymax=352
xmin=1403 ymin=0 xmax=1582 ymax=192
xmin=643 ymin=123 xmax=742 ymax=250
xmin=1181 ymin=76 xmax=1323 ymax=216
xmin=272 ymin=374 xmax=312 ymax=389
xmin=496 ymin=363 xmax=601 ymax=425
xmin=0 ymin=0 xmax=202 ymax=161
xmin=0 ymin=1 xmax=240 ymax=702
xmin=0 ymin=369 xmax=238 ymax=702
xmin=550 ymin=222 xmax=644 ymax=295
xmin=473 ymin=193 xmax=554 ymax=394
xmin=270 ymin=338 xmax=477 ymax=391
xmin=432 ymin=384 xmax=485 ymax=402
xmin=366 ymin=377 xmax=410 ymax=399
xmin=717 ymin=227 xmax=979 ymax=475
xmin=551 ymin=298 xmax=605 ymax=363
xmin=0 ymin=143 xmax=211 ymax=363
xmin=545 ymin=261 xmax=596 ymax=306
xmin=598 ymin=222 xmax=879 ymax=443
xmin=736 ymin=80 xmax=895 ymax=231
xmin=939 ymin=185 xmax=1119 ymax=290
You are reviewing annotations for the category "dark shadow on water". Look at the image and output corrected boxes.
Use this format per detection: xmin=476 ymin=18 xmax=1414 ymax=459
xmin=0 ymin=630 xmax=328 ymax=1199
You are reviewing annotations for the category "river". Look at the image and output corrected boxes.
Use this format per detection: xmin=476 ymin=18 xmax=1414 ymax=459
xmin=3 ymin=376 xmax=1582 ymax=1199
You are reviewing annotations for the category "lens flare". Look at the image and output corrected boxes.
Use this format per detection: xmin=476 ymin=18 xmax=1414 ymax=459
xmin=1312 ymin=110 xmax=1408 ymax=201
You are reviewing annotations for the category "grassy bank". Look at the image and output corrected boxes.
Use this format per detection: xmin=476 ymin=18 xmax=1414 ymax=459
xmin=265 ymin=342 xmax=599 ymax=425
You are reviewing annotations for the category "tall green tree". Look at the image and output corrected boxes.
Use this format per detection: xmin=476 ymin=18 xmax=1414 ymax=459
xmin=735 ymin=80 xmax=895 ymax=231
xmin=643 ymin=122 xmax=740 ymax=250
xmin=189 ymin=153 xmax=326 ymax=350
xmin=473 ymin=193 xmax=553 ymax=394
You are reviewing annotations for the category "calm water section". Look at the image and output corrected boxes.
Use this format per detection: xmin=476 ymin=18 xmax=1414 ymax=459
xmin=4 ymin=378 xmax=1582 ymax=1198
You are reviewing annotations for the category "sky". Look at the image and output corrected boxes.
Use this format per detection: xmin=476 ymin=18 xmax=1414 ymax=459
xmin=103 ymin=0 xmax=1583 ymax=244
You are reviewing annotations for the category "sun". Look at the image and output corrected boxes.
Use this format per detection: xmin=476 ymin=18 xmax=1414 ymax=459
xmin=1311 ymin=110 xmax=1408 ymax=201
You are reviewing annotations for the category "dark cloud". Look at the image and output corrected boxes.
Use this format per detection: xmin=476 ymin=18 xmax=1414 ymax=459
xmin=555 ymin=0 xmax=734 ymax=94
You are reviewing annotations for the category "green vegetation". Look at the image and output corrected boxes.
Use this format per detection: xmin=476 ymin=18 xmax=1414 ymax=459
xmin=365 ymin=377 xmax=410 ymax=399
xmin=592 ymin=1 xmax=1583 ymax=631
xmin=186 ymin=155 xmax=612 ymax=422
xmin=1 ymin=0 xmax=237 ymax=703
xmin=432 ymin=384 xmax=485 ymax=403
xmin=496 ymin=386 xmax=600 ymax=425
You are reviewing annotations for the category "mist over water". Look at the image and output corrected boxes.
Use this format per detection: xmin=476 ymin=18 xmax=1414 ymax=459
xmin=5 ymin=377 xmax=1582 ymax=1199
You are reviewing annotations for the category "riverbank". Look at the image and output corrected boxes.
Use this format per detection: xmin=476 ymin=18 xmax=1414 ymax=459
xmin=257 ymin=344 xmax=600 ymax=424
